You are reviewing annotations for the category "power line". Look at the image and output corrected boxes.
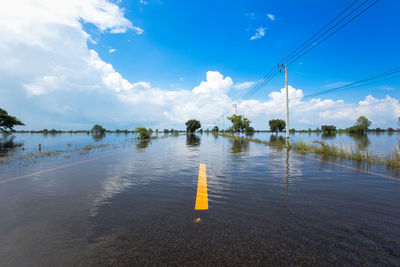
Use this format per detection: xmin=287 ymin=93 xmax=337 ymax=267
xmin=242 ymin=0 xmax=378 ymax=99
xmin=298 ymin=67 xmax=400 ymax=100
xmin=253 ymin=67 xmax=400 ymax=110
xmin=287 ymin=0 xmax=379 ymax=67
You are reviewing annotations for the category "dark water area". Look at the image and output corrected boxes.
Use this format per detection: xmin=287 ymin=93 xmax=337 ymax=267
xmin=0 ymin=133 xmax=399 ymax=265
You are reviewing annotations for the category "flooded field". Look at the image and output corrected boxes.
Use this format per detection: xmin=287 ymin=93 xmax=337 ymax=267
xmin=0 ymin=133 xmax=399 ymax=265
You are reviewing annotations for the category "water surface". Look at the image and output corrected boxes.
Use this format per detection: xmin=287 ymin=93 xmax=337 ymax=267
xmin=0 ymin=133 xmax=399 ymax=265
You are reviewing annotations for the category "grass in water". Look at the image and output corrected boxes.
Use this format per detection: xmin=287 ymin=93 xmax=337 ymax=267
xmin=217 ymin=133 xmax=400 ymax=170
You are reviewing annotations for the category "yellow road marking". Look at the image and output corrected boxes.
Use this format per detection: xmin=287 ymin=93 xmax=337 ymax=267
xmin=195 ymin=163 xmax=208 ymax=210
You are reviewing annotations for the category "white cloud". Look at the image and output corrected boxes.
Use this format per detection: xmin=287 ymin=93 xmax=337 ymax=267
xmin=140 ymin=0 xmax=148 ymax=5
xmin=233 ymin=81 xmax=255 ymax=90
xmin=108 ymin=48 xmax=117 ymax=53
xmin=1 ymin=0 xmax=399 ymax=130
xmin=245 ymin=12 xmax=256 ymax=19
xmin=250 ymin=27 xmax=266 ymax=40
xmin=267 ymin=13 xmax=275 ymax=21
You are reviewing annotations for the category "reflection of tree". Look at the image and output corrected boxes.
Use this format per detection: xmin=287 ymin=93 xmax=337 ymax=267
xmin=245 ymin=132 xmax=255 ymax=138
xmin=321 ymin=132 xmax=336 ymax=139
xmin=136 ymin=140 xmax=150 ymax=150
xmin=186 ymin=134 xmax=201 ymax=147
xmin=269 ymin=135 xmax=285 ymax=145
xmin=229 ymin=138 xmax=249 ymax=153
xmin=91 ymin=132 xmax=105 ymax=142
xmin=0 ymin=134 xmax=23 ymax=157
xmin=349 ymin=133 xmax=370 ymax=151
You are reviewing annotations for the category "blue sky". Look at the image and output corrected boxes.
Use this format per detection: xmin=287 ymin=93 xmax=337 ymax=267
xmin=93 ymin=0 xmax=400 ymax=101
xmin=1 ymin=0 xmax=400 ymax=130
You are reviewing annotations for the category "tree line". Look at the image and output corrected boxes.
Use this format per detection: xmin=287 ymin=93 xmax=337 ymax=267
xmin=1 ymin=107 xmax=399 ymax=136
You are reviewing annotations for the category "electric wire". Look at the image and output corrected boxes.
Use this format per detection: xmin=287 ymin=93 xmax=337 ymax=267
xmin=242 ymin=0 xmax=378 ymax=99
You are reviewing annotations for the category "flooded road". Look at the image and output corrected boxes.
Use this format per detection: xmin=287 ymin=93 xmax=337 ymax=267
xmin=0 ymin=134 xmax=399 ymax=265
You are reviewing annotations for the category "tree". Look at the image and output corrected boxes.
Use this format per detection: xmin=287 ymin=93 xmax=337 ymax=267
xmin=355 ymin=116 xmax=371 ymax=131
xmin=185 ymin=119 xmax=201 ymax=133
xmin=212 ymin=126 xmax=219 ymax=132
xmin=321 ymin=125 xmax=337 ymax=134
xmin=269 ymin=119 xmax=286 ymax=134
xmin=227 ymin=114 xmax=251 ymax=133
xmin=135 ymin=127 xmax=151 ymax=139
xmin=91 ymin=124 xmax=105 ymax=134
xmin=348 ymin=116 xmax=371 ymax=134
xmin=246 ymin=126 xmax=255 ymax=133
xmin=0 ymin=108 xmax=24 ymax=133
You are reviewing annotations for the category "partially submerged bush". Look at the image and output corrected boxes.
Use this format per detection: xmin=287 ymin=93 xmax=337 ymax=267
xmin=135 ymin=127 xmax=151 ymax=139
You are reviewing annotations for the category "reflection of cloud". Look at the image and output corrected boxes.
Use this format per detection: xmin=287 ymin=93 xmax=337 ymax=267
xmin=89 ymin=153 xmax=154 ymax=216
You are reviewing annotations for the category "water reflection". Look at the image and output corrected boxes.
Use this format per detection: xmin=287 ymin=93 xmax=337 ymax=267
xmin=91 ymin=132 xmax=106 ymax=142
xmin=186 ymin=134 xmax=201 ymax=147
xmin=349 ymin=133 xmax=370 ymax=151
xmin=269 ymin=135 xmax=285 ymax=149
xmin=245 ymin=132 xmax=255 ymax=138
xmin=284 ymin=148 xmax=290 ymax=206
xmin=229 ymin=138 xmax=249 ymax=154
xmin=136 ymin=140 xmax=150 ymax=150
xmin=321 ymin=132 xmax=336 ymax=139
xmin=0 ymin=134 xmax=23 ymax=157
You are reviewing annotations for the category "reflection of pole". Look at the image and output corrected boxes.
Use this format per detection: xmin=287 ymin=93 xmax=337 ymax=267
xmin=283 ymin=148 xmax=290 ymax=207
xmin=284 ymin=57 xmax=290 ymax=145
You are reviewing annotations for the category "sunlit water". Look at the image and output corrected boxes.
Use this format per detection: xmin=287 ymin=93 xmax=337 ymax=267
xmin=0 ymin=133 xmax=399 ymax=265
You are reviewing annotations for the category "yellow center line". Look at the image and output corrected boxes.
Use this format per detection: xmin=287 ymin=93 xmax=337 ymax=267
xmin=195 ymin=163 xmax=208 ymax=210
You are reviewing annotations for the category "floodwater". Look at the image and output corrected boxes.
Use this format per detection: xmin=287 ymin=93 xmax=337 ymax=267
xmin=249 ymin=131 xmax=400 ymax=155
xmin=0 ymin=133 xmax=399 ymax=265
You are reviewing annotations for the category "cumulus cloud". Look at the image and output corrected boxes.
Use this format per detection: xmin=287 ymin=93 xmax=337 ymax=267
xmin=250 ymin=27 xmax=266 ymax=40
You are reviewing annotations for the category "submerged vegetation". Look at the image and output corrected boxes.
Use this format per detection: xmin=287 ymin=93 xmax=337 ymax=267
xmin=217 ymin=133 xmax=400 ymax=169
xmin=135 ymin=127 xmax=153 ymax=140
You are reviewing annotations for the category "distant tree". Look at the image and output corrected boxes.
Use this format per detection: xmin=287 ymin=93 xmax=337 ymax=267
xmin=321 ymin=125 xmax=337 ymax=134
xmin=0 ymin=108 xmax=24 ymax=133
xmin=269 ymin=119 xmax=286 ymax=134
xmin=163 ymin=129 xmax=169 ymax=134
xmin=348 ymin=116 xmax=371 ymax=134
xmin=227 ymin=114 xmax=251 ymax=133
xmin=91 ymin=124 xmax=105 ymax=134
xmin=198 ymin=129 xmax=203 ymax=134
xmin=185 ymin=119 xmax=201 ymax=133
xmin=246 ymin=126 xmax=255 ymax=133
xmin=355 ymin=116 xmax=371 ymax=131
xmin=212 ymin=126 xmax=219 ymax=132
xmin=135 ymin=127 xmax=151 ymax=139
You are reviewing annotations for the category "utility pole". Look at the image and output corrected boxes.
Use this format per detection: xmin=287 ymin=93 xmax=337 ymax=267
xmin=284 ymin=58 xmax=289 ymax=145
xmin=278 ymin=58 xmax=290 ymax=145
